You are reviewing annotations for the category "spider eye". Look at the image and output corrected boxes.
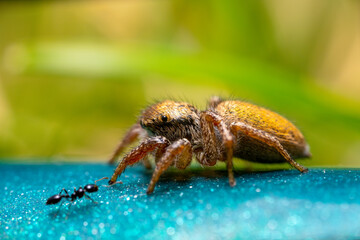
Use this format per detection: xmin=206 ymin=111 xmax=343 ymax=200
xmin=139 ymin=120 xmax=145 ymax=128
xmin=161 ymin=115 xmax=168 ymax=122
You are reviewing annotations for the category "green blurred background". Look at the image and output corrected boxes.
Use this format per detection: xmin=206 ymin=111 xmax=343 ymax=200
xmin=0 ymin=1 xmax=359 ymax=166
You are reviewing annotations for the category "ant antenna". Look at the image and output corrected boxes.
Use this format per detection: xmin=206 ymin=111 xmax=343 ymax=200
xmin=103 ymin=181 xmax=123 ymax=187
xmin=94 ymin=177 xmax=109 ymax=184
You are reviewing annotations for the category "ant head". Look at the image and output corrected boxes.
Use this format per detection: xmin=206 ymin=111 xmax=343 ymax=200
xmin=84 ymin=184 xmax=98 ymax=193
xmin=84 ymin=177 xmax=109 ymax=193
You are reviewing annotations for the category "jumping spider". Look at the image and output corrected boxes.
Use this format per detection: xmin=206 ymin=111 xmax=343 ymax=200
xmin=108 ymin=97 xmax=310 ymax=194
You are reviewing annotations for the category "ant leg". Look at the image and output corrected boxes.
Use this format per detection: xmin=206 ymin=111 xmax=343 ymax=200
xmin=200 ymin=111 xmax=235 ymax=186
xmin=108 ymin=136 xmax=170 ymax=185
xmin=59 ymin=188 xmax=68 ymax=195
xmin=84 ymin=193 xmax=98 ymax=204
xmin=94 ymin=177 xmax=109 ymax=184
xmin=102 ymin=181 xmax=123 ymax=187
xmin=52 ymin=197 xmax=72 ymax=218
xmin=58 ymin=189 xmax=71 ymax=199
xmin=231 ymin=122 xmax=308 ymax=173
xmin=108 ymin=123 xmax=146 ymax=164
xmin=147 ymin=139 xmax=192 ymax=194
xmin=52 ymin=201 xmax=65 ymax=218
xmin=64 ymin=202 xmax=74 ymax=220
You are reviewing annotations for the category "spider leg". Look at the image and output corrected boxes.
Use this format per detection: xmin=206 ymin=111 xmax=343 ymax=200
xmin=199 ymin=113 xmax=222 ymax=166
xmin=108 ymin=123 xmax=146 ymax=164
xmin=154 ymin=144 xmax=167 ymax=164
xmin=200 ymin=111 xmax=236 ymax=186
xmin=174 ymin=141 xmax=192 ymax=170
xmin=147 ymin=138 xmax=192 ymax=194
xmin=231 ymin=122 xmax=308 ymax=173
xmin=108 ymin=136 xmax=169 ymax=185
xmin=141 ymin=146 xmax=166 ymax=171
xmin=142 ymin=155 xmax=152 ymax=170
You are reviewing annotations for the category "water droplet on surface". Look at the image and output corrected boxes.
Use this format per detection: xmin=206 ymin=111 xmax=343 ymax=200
xmin=267 ymin=220 xmax=278 ymax=230
xmin=166 ymin=227 xmax=175 ymax=236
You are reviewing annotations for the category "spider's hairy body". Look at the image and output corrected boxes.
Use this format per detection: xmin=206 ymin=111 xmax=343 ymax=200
xmin=140 ymin=100 xmax=202 ymax=145
xmin=108 ymin=97 xmax=310 ymax=194
xmin=214 ymin=101 xmax=310 ymax=163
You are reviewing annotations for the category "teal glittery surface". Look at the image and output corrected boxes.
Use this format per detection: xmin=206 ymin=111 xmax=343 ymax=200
xmin=1 ymin=164 xmax=360 ymax=239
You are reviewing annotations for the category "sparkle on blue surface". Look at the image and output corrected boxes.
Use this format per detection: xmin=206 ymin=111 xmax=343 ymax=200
xmin=1 ymin=164 xmax=360 ymax=239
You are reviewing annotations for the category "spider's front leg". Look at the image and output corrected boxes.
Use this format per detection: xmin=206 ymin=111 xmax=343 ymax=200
xmin=108 ymin=123 xmax=147 ymax=164
xmin=108 ymin=136 xmax=169 ymax=185
xmin=147 ymin=138 xmax=192 ymax=194
xmin=200 ymin=111 xmax=236 ymax=186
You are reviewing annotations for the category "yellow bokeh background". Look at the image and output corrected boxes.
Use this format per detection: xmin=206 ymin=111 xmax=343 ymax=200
xmin=0 ymin=1 xmax=359 ymax=166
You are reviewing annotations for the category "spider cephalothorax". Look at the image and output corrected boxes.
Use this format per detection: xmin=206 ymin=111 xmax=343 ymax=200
xmin=108 ymin=97 xmax=310 ymax=194
xmin=139 ymin=100 xmax=201 ymax=143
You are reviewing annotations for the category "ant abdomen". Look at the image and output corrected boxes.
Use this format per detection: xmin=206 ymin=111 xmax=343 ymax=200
xmin=46 ymin=195 xmax=63 ymax=205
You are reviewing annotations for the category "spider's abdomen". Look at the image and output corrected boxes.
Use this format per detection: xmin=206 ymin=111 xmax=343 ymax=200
xmin=215 ymin=101 xmax=310 ymax=163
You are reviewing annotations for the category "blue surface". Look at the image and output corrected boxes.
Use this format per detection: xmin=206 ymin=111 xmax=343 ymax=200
xmin=1 ymin=164 xmax=360 ymax=240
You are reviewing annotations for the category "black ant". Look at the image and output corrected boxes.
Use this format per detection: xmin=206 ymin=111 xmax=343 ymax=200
xmin=46 ymin=177 xmax=109 ymax=205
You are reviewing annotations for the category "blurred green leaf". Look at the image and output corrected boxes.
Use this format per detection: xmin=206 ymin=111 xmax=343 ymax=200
xmin=2 ymin=41 xmax=359 ymax=166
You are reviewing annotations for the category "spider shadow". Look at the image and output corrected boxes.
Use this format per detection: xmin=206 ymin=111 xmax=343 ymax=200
xmin=139 ymin=167 xmax=287 ymax=194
